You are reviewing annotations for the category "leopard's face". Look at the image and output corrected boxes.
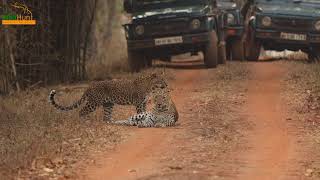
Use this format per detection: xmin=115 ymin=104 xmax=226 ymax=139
xmin=153 ymin=93 xmax=170 ymax=112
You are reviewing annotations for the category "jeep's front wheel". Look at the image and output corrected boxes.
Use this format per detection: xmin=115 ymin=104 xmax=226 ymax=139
xmin=218 ymin=41 xmax=227 ymax=64
xmin=308 ymin=47 xmax=320 ymax=63
xmin=144 ymin=56 xmax=153 ymax=67
xmin=245 ymin=38 xmax=261 ymax=61
xmin=245 ymin=27 xmax=261 ymax=61
xmin=231 ymin=38 xmax=245 ymax=61
xmin=226 ymin=40 xmax=232 ymax=60
xmin=127 ymin=50 xmax=145 ymax=72
xmin=203 ymin=31 xmax=218 ymax=68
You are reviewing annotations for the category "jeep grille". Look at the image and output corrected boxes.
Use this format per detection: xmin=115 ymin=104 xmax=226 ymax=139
xmin=145 ymin=18 xmax=190 ymax=37
xmin=269 ymin=17 xmax=314 ymax=31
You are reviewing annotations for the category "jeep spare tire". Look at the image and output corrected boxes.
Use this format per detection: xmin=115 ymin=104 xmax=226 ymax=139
xmin=204 ymin=31 xmax=218 ymax=68
xmin=127 ymin=50 xmax=144 ymax=72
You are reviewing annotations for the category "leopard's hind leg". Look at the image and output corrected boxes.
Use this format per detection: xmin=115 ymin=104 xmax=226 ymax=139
xmin=79 ymin=102 xmax=97 ymax=119
xmin=102 ymin=101 xmax=114 ymax=123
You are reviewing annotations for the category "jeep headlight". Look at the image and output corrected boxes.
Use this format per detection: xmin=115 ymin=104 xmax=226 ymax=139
xmin=262 ymin=16 xmax=272 ymax=27
xmin=315 ymin=21 xmax=320 ymax=31
xmin=227 ymin=14 xmax=235 ymax=24
xmin=135 ymin=25 xmax=144 ymax=35
xmin=190 ymin=19 xmax=201 ymax=30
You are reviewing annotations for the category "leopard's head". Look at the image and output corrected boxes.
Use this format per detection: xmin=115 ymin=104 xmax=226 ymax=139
xmin=149 ymin=73 xmax=168 ymax=93
xmin=153 ymin=90 xmax=171 ymax=112
xmin=134 ymin=72 xmax=169 ymax=94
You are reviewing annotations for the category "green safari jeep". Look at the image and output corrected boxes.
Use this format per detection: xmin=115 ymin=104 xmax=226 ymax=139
xmin=217 ymin=0 xmax=246 ymax=60
xmin=245 ymin=0 xmax=320 ymax=61
xmin=123 ymin=0 xmax=225 ymax=72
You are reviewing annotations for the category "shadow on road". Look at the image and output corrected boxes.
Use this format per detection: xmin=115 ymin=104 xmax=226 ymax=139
xmin=153 ymin=56 xmax=309 ymax=70
xmin=153 ymin=62 xmax=206 ymax=70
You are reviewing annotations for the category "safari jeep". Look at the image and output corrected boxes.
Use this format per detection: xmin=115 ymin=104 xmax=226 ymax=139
xmin=123 ymin=0 xmax=225 ymax=72
xmin=217 ymin=0 xmax=245 ymax=60
xmin=245 ymin=0 xmax=320 ymax=61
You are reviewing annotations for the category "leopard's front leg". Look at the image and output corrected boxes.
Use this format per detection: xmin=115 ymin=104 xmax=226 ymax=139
xmin=102 ymin=101 xmax=114 ymax=123
xmin=136 ymin=100 xmax=147 ymax=114
xmin=137 ymin=113 xmax=155 ymax=128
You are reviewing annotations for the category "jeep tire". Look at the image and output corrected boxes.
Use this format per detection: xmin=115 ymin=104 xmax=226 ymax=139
xmin=218 ymin=41 xmax=227 ymax=64
xmin=245 ymin=28 xmax=261 ymax=61
xmin=226 ymin=40 xmax=232 ymax=60
xmin=127 ymin=50 xmax=145 ymax=72
xmin=308 ymin=47 xmax=320 ymax=63
xmin=144 ymin=56 xmax=153 ymax=67
xmin=231 ymin=38 xmax=245 ymax=61
xmin=245 ymin=38 xmax=261 ymax=61
xmin=204 ymin=31 xmax=218 ymax=68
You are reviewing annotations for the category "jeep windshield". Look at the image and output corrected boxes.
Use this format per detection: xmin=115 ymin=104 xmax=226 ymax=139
xmin=256 ymin=0 xmax=320 ymax=3
xmin=255 ymin=0 xmax=320 ymax=8
xmin=134 ymin=0 xmax=210 ymax=11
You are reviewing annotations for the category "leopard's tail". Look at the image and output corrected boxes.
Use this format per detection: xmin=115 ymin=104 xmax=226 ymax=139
xmin=49 ymin=90 xmax=86 ymax=111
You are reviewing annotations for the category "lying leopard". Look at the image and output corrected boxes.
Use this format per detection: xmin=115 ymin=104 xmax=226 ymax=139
xmin=49 ymin=73 xmax=167 ymax=122
xmin=112 ymin=88 xmax=178 ymax=128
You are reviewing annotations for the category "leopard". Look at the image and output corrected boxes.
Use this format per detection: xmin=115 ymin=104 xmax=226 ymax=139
xmin=49 ymin=73 xmax=168 ymax=122
xmin=112 ymin=88 xmax=178 ymax=128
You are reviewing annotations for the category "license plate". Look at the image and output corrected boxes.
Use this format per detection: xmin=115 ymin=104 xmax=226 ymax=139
xmin=155 ymin=36 xmax=183 ymax=46
xmin=280 ymin=32 xmax=306 ymax=41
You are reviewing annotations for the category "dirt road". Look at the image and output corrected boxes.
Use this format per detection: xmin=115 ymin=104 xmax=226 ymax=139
xmin=239 ymin=63 xmax=292 ymax=179
xmin=79 ymin=60 xmax=315 ymax=180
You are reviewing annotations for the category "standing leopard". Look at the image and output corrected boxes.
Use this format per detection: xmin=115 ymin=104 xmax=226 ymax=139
xmin=49 ymin=73 xmax=168 ymax=122
xmin=112 ymin=88 xmax=178 ymax=128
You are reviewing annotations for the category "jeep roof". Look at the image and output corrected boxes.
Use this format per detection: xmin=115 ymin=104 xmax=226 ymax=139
xmin=255 ymin=0 xmax=320 ymax=4
xmin=132 ymin=0 xmax=212 ymax=12
xmin=254 ymin=0 xmax=320 ymax=16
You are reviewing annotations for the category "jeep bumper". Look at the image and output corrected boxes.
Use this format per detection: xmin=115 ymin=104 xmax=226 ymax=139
xmin=255 ymin=29 xmax=320 ymax=44
xmin=224 ymin=26 xmax=244 ymax=39
xmin=127 ymin=32 xmax=210 ymax=50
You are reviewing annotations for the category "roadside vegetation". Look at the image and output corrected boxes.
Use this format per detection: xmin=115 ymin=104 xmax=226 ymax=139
xmin=0 ymin=2 xmax=129 ymax=178
xmin=285 ymin=59 xmax=320 ymax=179
xmin=0 ymin=67 xmax=169 ymax=179
xmin=0 ymin=87 xmax=122 ymax=179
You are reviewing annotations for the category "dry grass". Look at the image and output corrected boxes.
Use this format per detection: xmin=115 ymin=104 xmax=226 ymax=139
xmin=0 ymin=69 xmax=172 ymax=179
xmin=0 ymin=87 xmax=123 ymax=179
xmin=284 ymin=61 xmax=320 ymax=179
